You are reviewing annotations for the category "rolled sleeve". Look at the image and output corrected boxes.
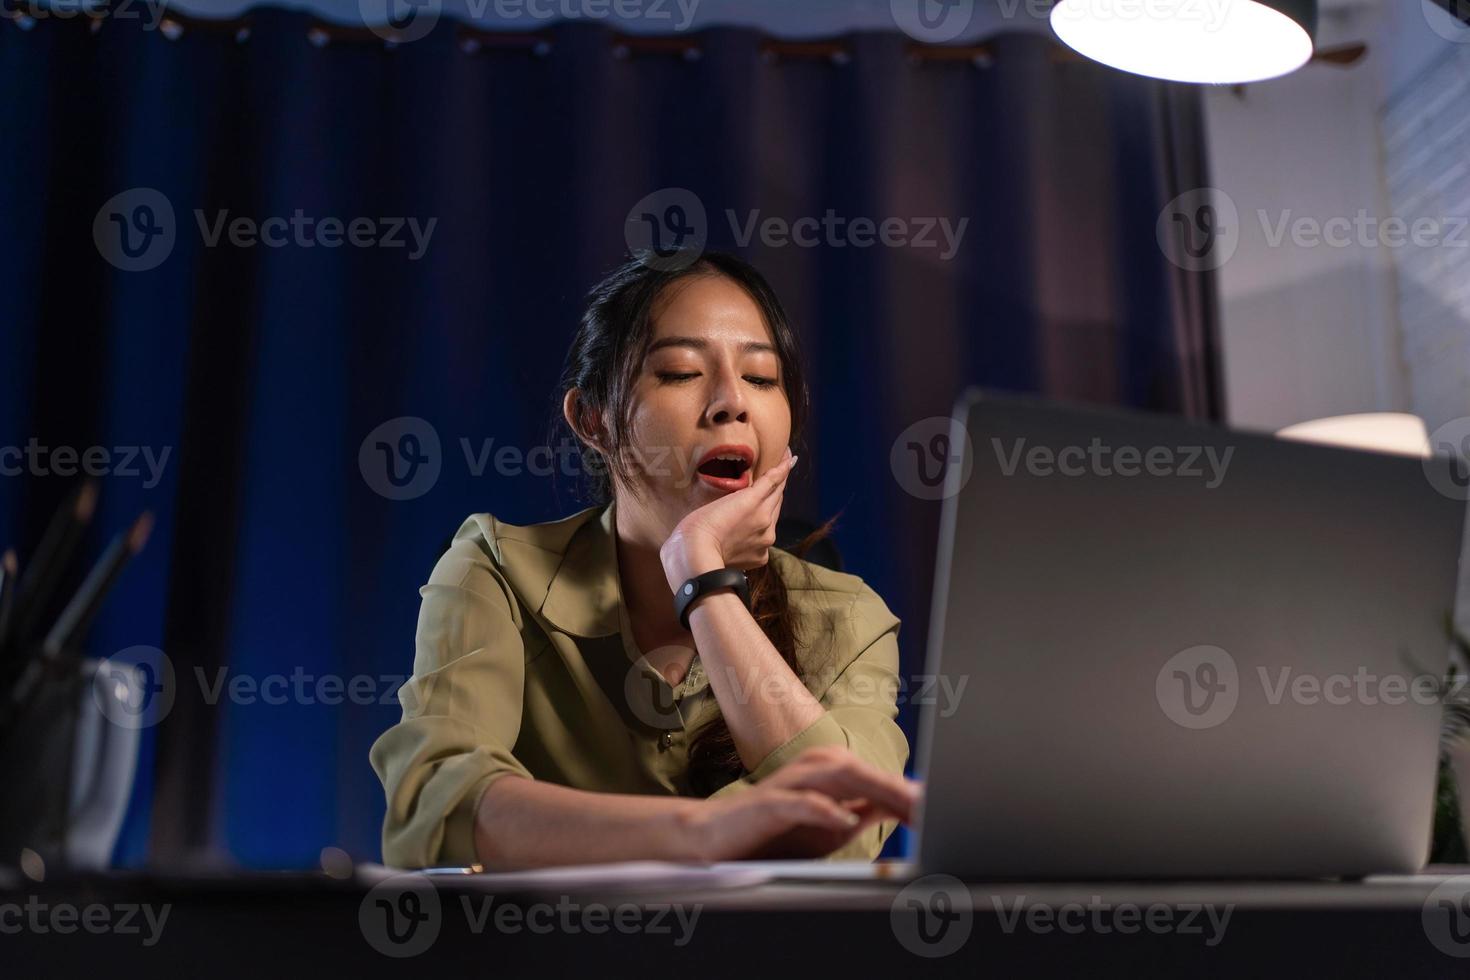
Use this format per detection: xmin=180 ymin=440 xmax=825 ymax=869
xmin=709 ymin=584 xmax=910 ymax=861
xmin=369 ymin=537 xmax=535 ymax=869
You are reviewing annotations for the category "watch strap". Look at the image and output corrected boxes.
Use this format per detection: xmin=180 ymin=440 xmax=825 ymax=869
xmin=674 ymin=567 xmax=751 ymax=630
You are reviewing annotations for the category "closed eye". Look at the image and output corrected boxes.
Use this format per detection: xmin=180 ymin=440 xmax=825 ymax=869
xmin=656 ymin=372 xmax=779 ymax=389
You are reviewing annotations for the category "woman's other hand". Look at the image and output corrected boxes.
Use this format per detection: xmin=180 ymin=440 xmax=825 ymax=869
xmin=678 ymin=745 xmax=921 ymax=861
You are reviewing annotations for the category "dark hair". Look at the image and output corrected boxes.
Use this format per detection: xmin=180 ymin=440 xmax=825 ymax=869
xmin=555 ymin=250 xmax=834 ymax=796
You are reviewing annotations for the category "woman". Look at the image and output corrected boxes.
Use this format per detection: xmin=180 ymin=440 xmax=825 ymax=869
xmin=370 ymin=251 xmax=919 ymax=870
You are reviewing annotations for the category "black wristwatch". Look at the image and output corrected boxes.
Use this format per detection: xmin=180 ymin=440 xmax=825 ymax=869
xmin=673 ymin=567 xmax=751 ymax=630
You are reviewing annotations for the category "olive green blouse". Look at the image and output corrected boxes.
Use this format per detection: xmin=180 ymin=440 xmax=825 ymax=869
xmin=369 ymin=500 xmax=909 ymax=868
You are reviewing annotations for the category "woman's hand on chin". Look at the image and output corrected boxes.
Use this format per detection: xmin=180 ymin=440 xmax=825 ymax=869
xmin=660 ymin=447 xmax=798 ymax=590
xmin=677 ymin=745 xmax=921 ymax=862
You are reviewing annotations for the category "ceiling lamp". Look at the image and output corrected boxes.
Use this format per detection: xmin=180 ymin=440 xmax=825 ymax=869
xmin=1049 ymin=0 xmax=1317 ymax=84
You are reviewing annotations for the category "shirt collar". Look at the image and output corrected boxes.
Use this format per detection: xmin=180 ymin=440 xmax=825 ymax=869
xmin=539 ymin=499 xmax=622 ymax=638
xmin=538 ymin=499 xmax=712 ymax=701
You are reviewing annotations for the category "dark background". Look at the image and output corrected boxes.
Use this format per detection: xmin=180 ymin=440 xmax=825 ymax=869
xmin=0 ymin=9 xmax=1217 ymax=867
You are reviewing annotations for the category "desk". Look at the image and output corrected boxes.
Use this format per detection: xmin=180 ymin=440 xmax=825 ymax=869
xmin=4 ymin=869 xmax=1470 ymax=976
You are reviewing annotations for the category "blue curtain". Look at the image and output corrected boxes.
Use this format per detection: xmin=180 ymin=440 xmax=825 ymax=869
xmin=0 ymin=8 xmax=1215 ymax=867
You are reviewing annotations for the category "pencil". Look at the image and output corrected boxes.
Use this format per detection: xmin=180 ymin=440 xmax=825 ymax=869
xmin=9 ymin=480 xmax=98 ymax=657
xmin=42 ymin=511 xmax=154 ymax=660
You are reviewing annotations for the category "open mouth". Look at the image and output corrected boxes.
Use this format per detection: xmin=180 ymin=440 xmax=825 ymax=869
xmin=697 ymin=456 xmax=752 ymax=480
xmin=695 ymin=445 xmax=755 ymax=490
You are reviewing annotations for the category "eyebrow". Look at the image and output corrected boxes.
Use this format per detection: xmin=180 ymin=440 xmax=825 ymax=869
xmin=646 ymin=336 xmax=778 ymax=357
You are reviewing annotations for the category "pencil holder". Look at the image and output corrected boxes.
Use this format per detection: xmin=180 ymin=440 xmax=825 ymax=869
xmin=0 ymin=656 xmax=142 ymax=871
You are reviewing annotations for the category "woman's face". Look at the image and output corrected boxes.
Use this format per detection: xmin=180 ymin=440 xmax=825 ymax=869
xmin=619 ymin=272 xmax=792 ymax=530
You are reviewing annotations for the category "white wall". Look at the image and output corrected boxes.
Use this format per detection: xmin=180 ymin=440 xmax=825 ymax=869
xmin=1207 ymin=0 xmax=1470 ymax=435
xmin=1205 ymin=42 xmax=1404 ymax=433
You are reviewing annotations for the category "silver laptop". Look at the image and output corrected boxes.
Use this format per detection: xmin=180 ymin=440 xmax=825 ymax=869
xmin=912 ymin=390 xmax=1467 ymax=879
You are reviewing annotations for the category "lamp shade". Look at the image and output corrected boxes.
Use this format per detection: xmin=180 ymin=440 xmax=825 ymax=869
xmin=1049 ymin=0 xmax=1317 ymax=84
xmin=1276 ymin=413 xmax=1431 ymax=459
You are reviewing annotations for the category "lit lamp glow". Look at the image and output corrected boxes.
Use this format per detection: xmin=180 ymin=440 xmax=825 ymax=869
xmin=1048 ymin=0 xmax=1317 ymax=84
xmin=1276 ymin=413 xmax=1431 ymax=459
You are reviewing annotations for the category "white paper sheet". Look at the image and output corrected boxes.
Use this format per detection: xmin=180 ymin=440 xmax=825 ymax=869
xmin=357 ymin=860 xmax=773 ymax=892
xmin=357 ymin=858 xmax=916 ymax=891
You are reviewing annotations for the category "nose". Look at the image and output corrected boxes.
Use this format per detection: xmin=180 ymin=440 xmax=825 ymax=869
xmin=705 ymin=366 xmax=748 ymax=426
